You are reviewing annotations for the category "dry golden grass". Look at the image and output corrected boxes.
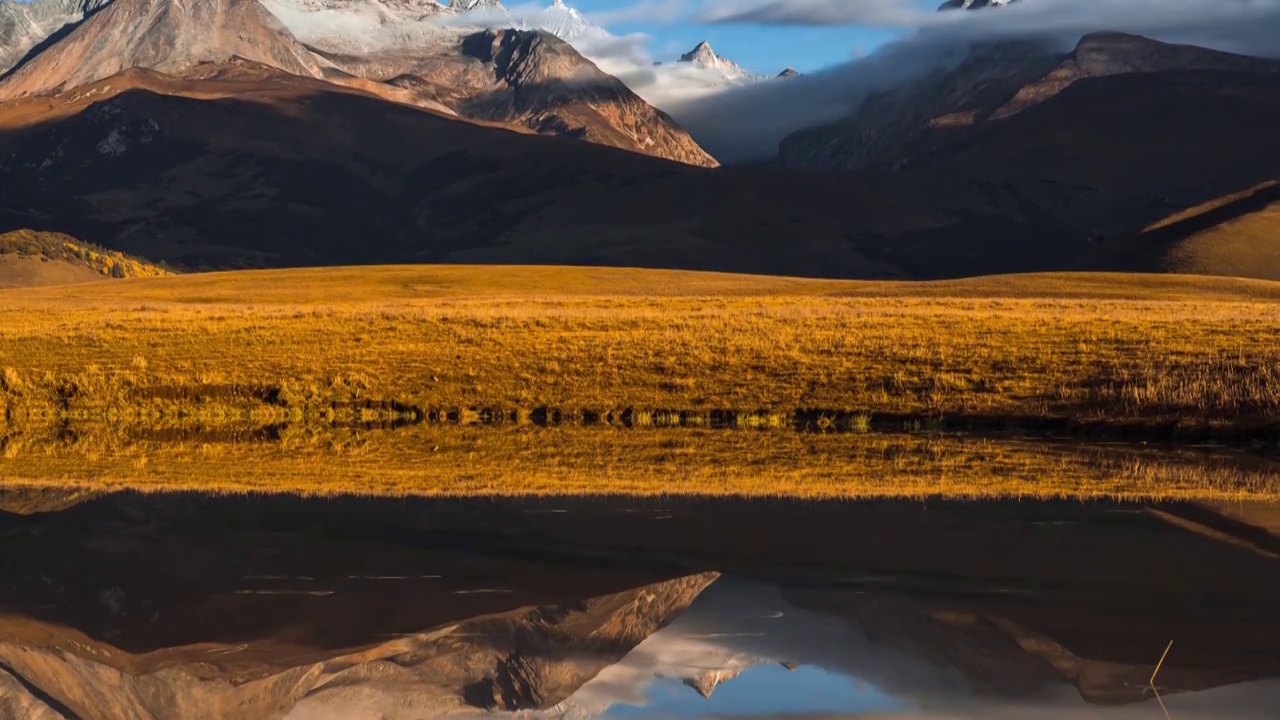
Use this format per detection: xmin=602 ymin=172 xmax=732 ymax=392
xmin=2 ymin=266 xmax=1279 ymax=438
xmin=2 ymin=419 xmax=1277 ymax=502
xmin=1166 ymin=200 xmax=1280 ymax=278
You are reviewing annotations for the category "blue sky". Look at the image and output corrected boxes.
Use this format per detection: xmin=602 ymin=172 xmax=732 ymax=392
xmin=568 ymin=0 xmax=906 ymax=74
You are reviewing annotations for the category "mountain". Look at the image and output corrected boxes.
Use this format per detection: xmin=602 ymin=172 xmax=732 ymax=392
xmin=0 ymin=0 xmax=719 ymax=166
xmin=539 ymin=0 xmax=607 ymax=46
xmin=0 ymin=60 xmax=938 ymax=273
xmin=317 ymin=26 xmax=719 ymax=167
xmin=0 ymin=0 xmax=109 ymax=75
xmin=678 ymin=40 xmax=757 ymax=85
xmin=252 ymin=0 xmax=718 ymax=165
xmin=0 ymin=0 xmax=325 ymax=100
xmin=781 ymin=33 xmax=1280 ymax=173
xmin=774 ymin=33 xmax=1280 ymax=278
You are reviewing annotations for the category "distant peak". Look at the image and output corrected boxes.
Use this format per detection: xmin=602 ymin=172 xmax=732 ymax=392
xmin=680 ymin=40 xmax=719 ymax=65
xmin=777 ymin=67 xmax=800 ymax=78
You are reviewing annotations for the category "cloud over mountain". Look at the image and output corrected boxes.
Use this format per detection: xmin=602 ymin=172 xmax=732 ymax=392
xmin=660 ymin=0 xmax=1280 ymax=161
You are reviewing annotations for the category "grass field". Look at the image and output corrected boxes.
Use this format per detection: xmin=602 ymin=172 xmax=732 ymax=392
xmin=1 ymin=265 xmax=1279 ymax=499
xmin=2 ymin=266 xmax=1279 ymax=435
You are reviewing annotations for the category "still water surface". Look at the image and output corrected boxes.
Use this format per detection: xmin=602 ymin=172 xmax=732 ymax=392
xmin=0 ymin=493 xmax=1277 ymax=719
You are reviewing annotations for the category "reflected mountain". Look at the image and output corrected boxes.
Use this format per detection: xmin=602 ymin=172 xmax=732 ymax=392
xmin=0 ymin=495 xmax=1277 ymax=718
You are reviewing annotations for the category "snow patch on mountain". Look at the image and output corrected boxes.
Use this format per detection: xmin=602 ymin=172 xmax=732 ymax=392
xmin=677 ymin=40 xmax=761 ymax=85
xmin=539 ymin=0 xmax=606 ymax=45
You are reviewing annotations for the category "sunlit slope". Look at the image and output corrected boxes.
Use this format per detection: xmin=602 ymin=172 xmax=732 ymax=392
xmin=0 ymin=229 xmax=167 ymax=288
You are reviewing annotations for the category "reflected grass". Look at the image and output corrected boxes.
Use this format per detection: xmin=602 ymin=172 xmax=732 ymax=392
xmin=1 ymin=419 xmax=1277 ymax=502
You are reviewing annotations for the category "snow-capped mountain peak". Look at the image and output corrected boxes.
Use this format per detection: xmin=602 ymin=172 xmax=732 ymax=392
xmin=539 ymin=0 xmax=607 ymax=45
xmin=681 ymin=41 xmax=728 ymax=68
xmin=677 ymin=40 xmax=755 ymax=82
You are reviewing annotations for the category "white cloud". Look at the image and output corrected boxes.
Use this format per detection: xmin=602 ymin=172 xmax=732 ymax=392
xmin=700 ymin=0 xmax=1280 ymax=56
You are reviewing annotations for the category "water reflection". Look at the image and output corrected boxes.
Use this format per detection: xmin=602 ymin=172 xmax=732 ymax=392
xmin=0 ymin=495 xmax=1277 ymax=719
xmin=539 ymin=579 xmax=1280 ymax=719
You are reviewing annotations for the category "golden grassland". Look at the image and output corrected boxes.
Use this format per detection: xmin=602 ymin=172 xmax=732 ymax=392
xmin=2 ymin=266 xmax=1279 ymax=440
xmin=2 ymin=419 xmax=1278 ymax=502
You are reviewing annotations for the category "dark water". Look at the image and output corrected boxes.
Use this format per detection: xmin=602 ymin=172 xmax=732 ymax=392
xmin=0 ymin=495 xmax=1278 ymax=719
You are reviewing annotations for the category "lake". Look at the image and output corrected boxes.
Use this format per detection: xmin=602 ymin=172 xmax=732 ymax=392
xmin=1 ymin=492 xmax=1277 ymax=718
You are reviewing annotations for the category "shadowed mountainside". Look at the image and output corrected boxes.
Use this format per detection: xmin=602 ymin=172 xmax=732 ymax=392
xmin=781 ymin=33 xmax=1280 ymax=173
xmin=0 ymin=63 xmax=929 ymax=274
xmin=773 ymin=33 xmax=1280 ymax=279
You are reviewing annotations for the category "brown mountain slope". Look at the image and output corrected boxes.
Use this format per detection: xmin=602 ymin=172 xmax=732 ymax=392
xmin=0 ymin=63 xmax=933 ymax=275
xmin=0 ymin=0 xmax=325 ymax=101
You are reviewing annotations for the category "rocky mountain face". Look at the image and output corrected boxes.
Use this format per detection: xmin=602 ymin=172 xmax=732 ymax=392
xmin=0 ymin=0 xmax=718 ymax=166
xmin=320 ymin=27 xmax=720 ymax=167
xmin=0 ymin=0 xmax=324 ymax=100
xmin=0 ymin=0 xmax=110 ymax=74
xmin=780 ymin=39 xmax=1063 ymax=172
xmin=781 ymin=32 xmax=1280 ymax=173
